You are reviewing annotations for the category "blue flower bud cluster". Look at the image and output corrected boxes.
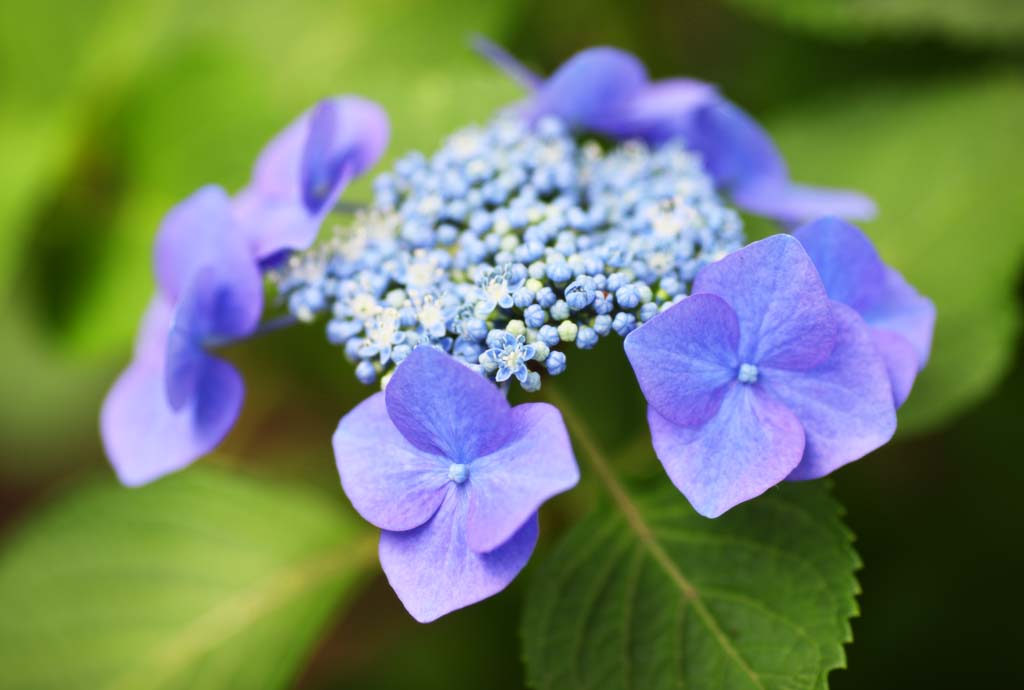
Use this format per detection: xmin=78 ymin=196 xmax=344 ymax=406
xmin=272 ymin=116 xmax=744 ymax=390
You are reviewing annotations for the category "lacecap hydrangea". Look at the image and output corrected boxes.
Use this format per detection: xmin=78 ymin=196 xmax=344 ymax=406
xmin=100 ymin=42 xmax=934 ymax=622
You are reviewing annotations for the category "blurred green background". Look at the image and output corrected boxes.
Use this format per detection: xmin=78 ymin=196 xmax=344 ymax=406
xmin=1 ymin=0 xmax=1022 ymax=688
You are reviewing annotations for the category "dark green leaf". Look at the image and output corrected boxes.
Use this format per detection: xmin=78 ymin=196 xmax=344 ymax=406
xmin=522 ymin=480 xmax=859 ymax=690
xmin=0 ymin=468 xmax=374 ymax=690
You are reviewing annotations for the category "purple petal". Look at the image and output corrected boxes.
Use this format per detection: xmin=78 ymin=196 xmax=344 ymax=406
xmin=526 ymin=47 xmax=648 ymax=131
xmin=735 ymin=182 xmax=877 ymax=227
xmin=465 ymin=403 xmax=578 ymax=553
xmin=872 ymin=328 xmax=919 ymax=407
xmin=162 ymin=245 xmax=263 ymax=410
xmin=687 ymin=98 xmax=787 ymax=192
xmin=795 ymin=217 xmax=935 ymax=389
xmin=235 ymin=97 xmax=389 ymax=259
xmin=379 ymin=488 xmax=538 ymax=622
xmin=333 ymin=392 xmax=450 ymax=532
xmin=101 ymin=300 xmax=244 ymax=487
xmin=623 ymin=293 xmax=740 ymax=427
xmin=301 ymin=97 xmax=390 ymax=212
xmin=472 ymin=35 xmax=542 ymax=90
xmin=684 ymin=99 xmax=875 ymax=225
xmin=598 ymin=78 xmax=719 ymax=142
xmin=761 ymin=302 xmax=897 ymax=481
xmin=793 ymin=216 xmax=887 ymax=312
xmin=384 ymin=347 xmax=512 ymax=462
xmin=647 ymin=384 xmax=805 ymax=518
xmin=864 ymin=267 xmax=936 ymax=368
xmin=153 ymin=185 xmax=236 ymax=302
xmin=693 ymin=234 xmax=837 ymax=371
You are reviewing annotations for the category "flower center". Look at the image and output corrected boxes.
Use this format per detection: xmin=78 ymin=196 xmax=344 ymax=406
xmin=448 ymin=463 xmax=469 ymax=484
xmin=737 ymin=363 xmax=759 ymax=384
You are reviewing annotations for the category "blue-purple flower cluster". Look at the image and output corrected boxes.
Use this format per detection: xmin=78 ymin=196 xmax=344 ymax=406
xmin=100 ymin=41 xmax=936 ymax=625
xmin=273 ymin=116 xmax=742 ymax=391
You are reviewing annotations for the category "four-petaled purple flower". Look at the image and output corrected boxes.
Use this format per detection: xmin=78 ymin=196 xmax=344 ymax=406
xmin=625 ymin=235 xmax=897 ymax=517
xmin=101 ymin=96 xmax=389 ymax=485
xmin=333 ymin=347 xmax=579 ymax=622
xmin=795 ymin=217 xmax=935 ymax=406
xmin=476 ymin=38 xmax=875 ymax=226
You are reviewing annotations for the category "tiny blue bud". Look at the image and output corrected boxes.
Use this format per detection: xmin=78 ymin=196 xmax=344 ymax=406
xmin=486 ymin=329 xmax=506 ymax=348
xmin=512 ymin=286 xmax=535 ymax=309
xmin=462 ymin=318 xmax=489 ymax=342
xmin=355 ymin=360 xmax=378 ymax=385
xmin=639 ymin=302 xmax=660 ymax=322
xmin=524 ymin=304 xmax=547 ymax=329
xmin=607 ymin=272 xmax=629 ymax=292
xmin=436 ymin=223 xmax=459 ymax=245
xmin=576 ymin=325 xmax=598 ymax=350
xmin=538 ymin=324 xmax=561 ymax=347
xmin=550 ymin=300 xmax=570 ymax=322
xmin=546 ymin=261 xmax=573 ymax=283
xmin=612 ymin=312 xmax=637 ymax=336
xmin=536 ymin=287 xmax=557 ymax=309
xmin=545 ymin=350 xmax=567 ymax=376
xmin=593 ymin=314 xmax=613 ymax=336
xmin=615 ymin=284 xmax=641 ymax=309
xmin=521 ymin=370 xmax=542 ymax=393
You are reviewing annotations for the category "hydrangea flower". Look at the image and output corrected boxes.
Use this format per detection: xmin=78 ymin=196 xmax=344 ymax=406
xmin=233 ymin=96 xmax=389 ymax=261
xmin=794 ymin=217 xmax=936 ymax=406
xmin=101 ymin=187 xmax=263 ymax=485
xmin=624 ymin=235 xmax=897 ymax=517
xmin=476 ymin=38 xmax=875 ymax=226
xmin=333 ymin=347 xmax=579 ymax=622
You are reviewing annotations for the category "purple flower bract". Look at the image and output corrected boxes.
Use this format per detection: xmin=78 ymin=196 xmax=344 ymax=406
xmin=795 ymin=217 xmax=936 ymax=406
xmin=624 ymin=235 xmax=897 ymax=517
xmin=333 ymin=347 xmax=579 ymax=622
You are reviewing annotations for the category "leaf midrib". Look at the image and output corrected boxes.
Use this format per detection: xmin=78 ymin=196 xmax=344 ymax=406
xmin=548 ymin=388 xmax=766 ymax=690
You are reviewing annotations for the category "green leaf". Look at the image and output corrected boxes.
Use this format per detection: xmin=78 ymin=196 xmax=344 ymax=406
xmin=522 ymin=480 xmax=859 ymax=690
xmin=0 ymin=468 xmax=374 ymax=690
xmin=722 ymin=0 xmax=1024 ymax=47
xmin=761 ymin=73 xmax=1024 ymax=434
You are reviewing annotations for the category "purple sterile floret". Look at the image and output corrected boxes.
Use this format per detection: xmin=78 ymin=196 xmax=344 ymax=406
xmin=101 ymin=188 xmax=263 ymax=486
xmin=333 ymin=347 xmax=579 ymax=622
xmin=794 ymin=216 xmax=936 ymax=406
xmin=233 ymin=96 xmax=389 ymax=260
xmin=478 ymin=41 xmax=874 ymax=226
xmin=624 ymin=235 xmax=896 ymax=517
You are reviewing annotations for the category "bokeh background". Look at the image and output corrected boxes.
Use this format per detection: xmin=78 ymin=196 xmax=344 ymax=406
xmin=1 ymin=0 xmax=1022 ymax=688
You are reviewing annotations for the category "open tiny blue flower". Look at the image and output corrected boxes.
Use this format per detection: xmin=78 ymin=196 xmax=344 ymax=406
xmin=101 ymin=186 xmax=263 ymax=486
xmin=477 ymin=38 xmax=875 ymax=227
xmin=794 ymin=217 xmax=936 ymax=407
xmin=624 ymin=234 xmax=897 ymax=517
xmin=333 ymin=347 xmax=579 ymax=622
xmin=481 ymin=332 xmax=536 ymax=383
xmin=473 ymin=264 xmax=526 ymax=317
xmin=233 ymin=96 xmax=390 ymax=261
